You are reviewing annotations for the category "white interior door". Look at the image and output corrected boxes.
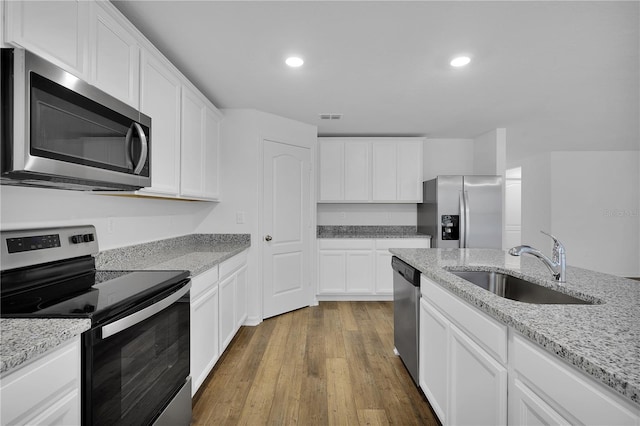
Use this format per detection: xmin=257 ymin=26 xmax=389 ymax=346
xmin=263 ymin=140 xmax=312 ymax=318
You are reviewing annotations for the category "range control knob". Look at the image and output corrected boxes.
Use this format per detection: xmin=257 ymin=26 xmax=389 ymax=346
xmin=71 ymin=235 xmax=82 ymax=244
xmin=83 ymin=234 xmax=91 ymax=242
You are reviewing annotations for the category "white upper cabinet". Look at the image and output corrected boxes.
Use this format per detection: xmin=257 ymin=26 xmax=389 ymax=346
xmin=139 ymin=50 xmax=182 ymax=196
xmin=318 ymin=137 xmax=423 ymax=203
xmin=89 ymin=1 xmax=140 ymax=107
xmin=4 ymin=0 xmax=90 ymax=78
xmin=319 ymin=140 xmax=345 ymax=201
xmin=397 ymin=141 xmax=423 ymax=201
xmin=344 ymin=141 xmax=370 ymax=201
xmin=203 ymin=107 xmax=221 ymax=200
xmin=180 ymin=84 xmax=221 ymax=200
xmin=371 ymin=141 xmax=397 ymax=201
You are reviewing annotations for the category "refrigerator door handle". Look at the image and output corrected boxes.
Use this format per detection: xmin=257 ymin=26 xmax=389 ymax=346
xmin=459 ymin=191 xmax=466 ymax=248
xmin=463 ymin=190 xmax=471 ymax=248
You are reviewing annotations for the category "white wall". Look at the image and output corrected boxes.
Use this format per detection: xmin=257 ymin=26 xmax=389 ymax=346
xmin=0 ymin=186 xmax=214 ymax=250
xmin=423 ymin=138 xmax=474 ymax=180
xmin=317 ymin=203 xmax=416 ymax=226
xmin=197 ymin=108 xmax=317 ymax=324
xmin=522 ymin=151 xmax=639 ymax=277
xmin=474 ymin=128 xmax=506 ymax=176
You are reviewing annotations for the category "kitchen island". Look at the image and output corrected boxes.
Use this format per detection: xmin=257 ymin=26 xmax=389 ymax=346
xmin=390 ymin=247 xmax=640 ymax=416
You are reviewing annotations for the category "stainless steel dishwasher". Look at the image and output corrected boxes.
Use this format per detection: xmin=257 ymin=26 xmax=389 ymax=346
xmin=392 ymin=256 xmax=421 ymax=386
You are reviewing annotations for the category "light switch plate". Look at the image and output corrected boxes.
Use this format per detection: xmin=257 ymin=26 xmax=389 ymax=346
xmin=236 ymin=211 xmax=245 ymax=224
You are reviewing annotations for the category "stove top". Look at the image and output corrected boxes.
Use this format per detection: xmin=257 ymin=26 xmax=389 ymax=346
xmin=1 ymin=269 xmax=190 ymax=324
xmin=0 ymin=225 xmax=190 ymax=326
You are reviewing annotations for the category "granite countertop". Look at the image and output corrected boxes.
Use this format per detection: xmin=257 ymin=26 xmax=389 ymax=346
xmin=95 ymin=233 xmax=251 ymax=275
xmin=318 ymin=225 xmax=431 ymax=239
xmin=1 ymin=233 xmax=251 ymax=375
xmin=390 ymin=248 xmax=640 ymax=407
xmin=0 ymin=318 xmax=91 ymax=374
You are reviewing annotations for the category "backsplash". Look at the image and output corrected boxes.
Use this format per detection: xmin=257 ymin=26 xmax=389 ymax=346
xmin=317 ymin=225 xmax=424 ymax=238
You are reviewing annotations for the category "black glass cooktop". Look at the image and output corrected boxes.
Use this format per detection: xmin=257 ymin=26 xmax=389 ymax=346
xmin=1 ymin=268 xmax=189 ymax=325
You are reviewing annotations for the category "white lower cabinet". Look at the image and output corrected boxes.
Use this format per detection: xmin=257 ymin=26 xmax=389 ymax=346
xmin=190 ymin=249 xmax=249 ymax=395
xmin=1 ymin=337 xmax=81 ymax=426
xmin=218 ymin=250 xmax=249 ymax=353
xmin=508 ymin=333 xmax=640 ymax=426
xmin=317 ymin=238 xmax=430 ymax=299
xmin=419 ymin=282 xmax=507 ymax=426
xmin=190 ymin=266 xmax=220 ymax=396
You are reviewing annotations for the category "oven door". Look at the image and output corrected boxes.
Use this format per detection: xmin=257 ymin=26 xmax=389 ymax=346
xmin=84 ymin=282 xmax=191 ymax=426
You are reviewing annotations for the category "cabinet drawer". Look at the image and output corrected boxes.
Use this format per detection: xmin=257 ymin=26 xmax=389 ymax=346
xmin=421 ymin=275 xmax=507 ymax=363
xmin=1 ymin=338 xmax=80 ymax=425
xmin=219 ymin=249 xmax=248 ymax=278
xmin=375 ymin=238 xmax=430 ymax=250
xmin=318 ymin=239 xmax=374 ymax=250
xmin=511 ymin=333 xmax=639 ymax=425
xmin=191 ymin=265 xmax=219 ymax=299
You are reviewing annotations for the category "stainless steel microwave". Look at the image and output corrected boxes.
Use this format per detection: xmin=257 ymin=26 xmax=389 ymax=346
xmin=1 ymin=48 xmax=151 ymax=190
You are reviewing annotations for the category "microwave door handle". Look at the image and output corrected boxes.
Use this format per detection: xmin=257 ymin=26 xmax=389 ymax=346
xmin=100 ymin=283 xmax=190 ymax=339
xmin=124 ymin=124 xmax=135 ymax=169
xmin=131 ymin=122 xmax=148 ymax=175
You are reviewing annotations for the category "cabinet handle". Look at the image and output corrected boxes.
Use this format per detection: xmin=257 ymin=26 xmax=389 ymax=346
xmin=265 ymin=235 xmax=272 ymax=242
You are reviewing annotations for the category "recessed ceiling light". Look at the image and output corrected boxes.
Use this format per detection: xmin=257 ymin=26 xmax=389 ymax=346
xmin=285 ymin=57 xmax=304 ymax=67
xmin=450 ymin=56 xmax=471 ymax=67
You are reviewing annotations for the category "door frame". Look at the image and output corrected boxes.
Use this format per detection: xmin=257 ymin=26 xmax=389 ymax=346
xmin=256 ymin=133 xmax=317 ymax=322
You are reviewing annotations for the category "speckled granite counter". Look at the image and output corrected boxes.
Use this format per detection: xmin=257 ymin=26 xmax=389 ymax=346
xmin=390 ymin=248 xmax=640 ymax=407
xmin=318 ymin=225 xmax=431 ymax=239
xmin=1 ymin=318 xmax=90 ymax=374
xmin=1 ymin=233 xmax=250 ymax=375
xmin=96 ymin=233 xmax=251 ymax=276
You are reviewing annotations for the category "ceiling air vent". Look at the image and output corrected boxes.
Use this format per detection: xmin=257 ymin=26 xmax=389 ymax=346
xmin=319 ymin=113 xmax=343 ymax=120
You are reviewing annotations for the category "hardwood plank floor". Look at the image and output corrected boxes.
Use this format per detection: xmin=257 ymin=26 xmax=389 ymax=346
xmin=192 ymin=301 xmax=440 ymax=426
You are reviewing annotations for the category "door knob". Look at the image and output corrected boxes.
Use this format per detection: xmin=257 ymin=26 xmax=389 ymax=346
xmin=265 ymin=235 xmax=272 ymax=241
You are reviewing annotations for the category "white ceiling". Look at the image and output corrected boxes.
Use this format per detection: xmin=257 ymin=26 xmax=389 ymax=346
xmin=112 ymin=1 xmax=639 ymax=162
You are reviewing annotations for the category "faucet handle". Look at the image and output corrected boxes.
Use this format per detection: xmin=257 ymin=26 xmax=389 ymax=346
xmin=540 ymin=230 xmax=565 ymax=263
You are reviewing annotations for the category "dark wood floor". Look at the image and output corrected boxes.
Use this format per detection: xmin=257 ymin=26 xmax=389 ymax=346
xmin=192 ymin=301 xmax=439 ymax=425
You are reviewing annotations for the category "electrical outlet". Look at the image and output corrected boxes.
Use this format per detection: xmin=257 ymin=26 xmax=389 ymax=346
xmin=236 ymin=211 xmax=245 ymax=224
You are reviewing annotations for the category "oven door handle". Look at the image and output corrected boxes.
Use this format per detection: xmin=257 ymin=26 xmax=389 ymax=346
xmin=101 ymin=282 xmax=190 ymax=339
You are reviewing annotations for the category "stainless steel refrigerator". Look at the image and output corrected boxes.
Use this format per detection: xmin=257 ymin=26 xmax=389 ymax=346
xmin=418 ymin=175 xmax=503 ymax=248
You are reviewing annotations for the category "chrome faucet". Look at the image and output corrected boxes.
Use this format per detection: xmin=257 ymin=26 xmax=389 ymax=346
xmin=509 ymin=231 xmax=566 ymax=283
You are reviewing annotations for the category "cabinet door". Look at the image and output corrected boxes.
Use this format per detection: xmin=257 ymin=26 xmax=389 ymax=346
xmin=139 ymin=50 xmax=182 ymax=196
xmin=180 ymin=86 xmax=206 ymax=197
xmin=344 ymin=141 xmax=370 ymax=200
xmin=509 ymin=377 xmax=571 ymax=426
xmin=318 ymin=140 xmax=344 ymax=201
xmin=397 ymin=141 xmax=423 ymax=201
xmin=375 ymin=249 xmax=394 ymax=295
xmin=449 ymin=323 xmax=508 ymax=426
xmin=372 ymin=142 xmax=397 ymax=201
xmin=190 ymin=285 xmax=219 ymax=395
xmin=5 ymin=0 xmax=89 ymax=78
xmin=219 ymin=273 xmax=236 ymax=352
xmin=419 ymin=298 xmax=449 ymax=424
xmin=235 ymin=265 xmax=248 ymax=329
xmin=345 ymin=250 xmax=374 ymax=293
xmin=90 ymin=2 xmax=139 ymax=107
xmin=202 ymin=106 xmax=221 ymax=200
xmin=1 ymin=337 xmax=81 ymax=426
xmin=318 ymin=251 xmax=346 ymax=294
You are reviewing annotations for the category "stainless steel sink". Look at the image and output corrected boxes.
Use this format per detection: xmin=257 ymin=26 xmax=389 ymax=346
xmin=447 ymin=270 xmax=593 ymax=304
